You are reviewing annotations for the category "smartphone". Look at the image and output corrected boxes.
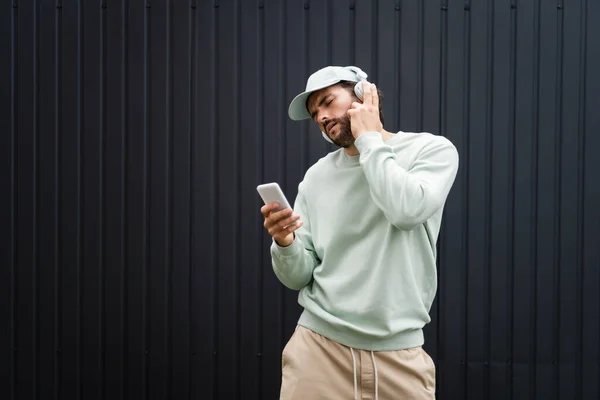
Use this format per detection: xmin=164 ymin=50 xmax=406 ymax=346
xmin=256 ymin=182 xmax=293 ymax=211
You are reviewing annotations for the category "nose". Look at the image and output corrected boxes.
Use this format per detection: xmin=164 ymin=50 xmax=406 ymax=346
xmin=317 ymin=111 xmax=329 ymax=126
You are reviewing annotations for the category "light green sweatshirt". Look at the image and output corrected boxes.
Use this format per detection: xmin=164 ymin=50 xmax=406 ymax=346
xmin=271 ymin=131 xmax=459 ymax=351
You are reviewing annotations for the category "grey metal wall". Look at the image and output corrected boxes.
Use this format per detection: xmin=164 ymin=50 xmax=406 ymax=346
xmin=1 ymin=0 xmax=599 ymax=399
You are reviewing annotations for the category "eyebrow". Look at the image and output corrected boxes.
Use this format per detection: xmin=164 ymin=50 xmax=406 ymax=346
xmin=310 ymin=94 xmax=333 ymax=120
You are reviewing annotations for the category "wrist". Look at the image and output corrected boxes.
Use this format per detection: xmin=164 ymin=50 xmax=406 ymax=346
xmin=276 ymin=233 xmax=295 ymax=247
xmin=354 ymin=131 xmax=383 ymax=153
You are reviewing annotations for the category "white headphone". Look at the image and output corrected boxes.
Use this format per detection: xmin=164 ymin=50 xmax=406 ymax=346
xmin=321 ymin=66 xmax=369 ymax=144
xmin=346 ymin=66 xmax=369 ymax=101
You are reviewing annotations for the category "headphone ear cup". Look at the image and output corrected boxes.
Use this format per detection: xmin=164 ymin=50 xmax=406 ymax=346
xmin=354 ymin=81 xmax=365 ymax=101
xmin=321 ymin=130 xmax=334 ymax=144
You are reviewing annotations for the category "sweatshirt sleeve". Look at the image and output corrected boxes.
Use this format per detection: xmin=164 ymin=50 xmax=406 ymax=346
xmin=270 ymin=185 xmax=320 ymax=290
xmin=354 ymin=131 xmax=459 ymax=231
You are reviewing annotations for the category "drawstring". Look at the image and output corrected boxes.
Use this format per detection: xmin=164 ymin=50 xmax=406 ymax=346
xmin=350 ymin=348 xmax=379 ymax=400
xmin=371 ymin=351 xmax=379 ymax=400
xmin=350 ymin=348 xmax=358 ymax=400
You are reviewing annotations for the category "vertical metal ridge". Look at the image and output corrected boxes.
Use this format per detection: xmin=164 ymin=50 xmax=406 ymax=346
xmin=530 ymin=0 xmax=541 ymax=396
xmin=553 ymin=2 xmax=565 ymax=393
xmin=76 ymin=1 xmax=84 ymax=397
xmin=32 ymin=0 xmax=40 ymax=396
xmin=576 ymin=0 xmax=588 ymax=396
xmin=596 ymin=248 xmax=600 ymax=396
xmin=484 ymin=0 xmax=493 ymax=393
xmin=349 ymin=0 xmax=355 ymax=63
xmin=187 ymin=0 xmax=196 ymax=396
xmin=143 ymin=2 xmax=150 ymax=398
xmin=437 ymin=1 xmax=448 ymax=393
xmin=326 ymin=0 xmax=331 ymax=64
xmin=417 ymin=0 xmax=424 ymax=131
xmin=9 ymin=1 xmax=20 ymax=399
xmin=302 ymin=3 xmax=309 ymax=172
xmin=256 ymin=3 xmax=265 ymax=397
xmin=596 ymin=253 xmax=600 ymax=400
xmin=508 ymin=0 xmax=518 ymax=393
xmin=120 ymin=1 xmax=129 ymax=398
xmin=234 ymin=0 xmax=241 ymax=397
xmin=100 ymin=0 xmax=107 ymax=397
xmin=211 ymin=3 xmax=219 ymax=397
xmin=394 ymin=0 xmax=401 ymax=128
xmin=371 ymin=0 xmax=378 ymax=81
xmin=166 ymin=1 xmax=173 ymax=397
xmin=279 ymin=0 xmax=288 ymax=352
xmin=439 ymin=0 xmax=448 ymax=136
xmin=462 ymin=0 xmax=472 ymax=392
xmin=10 ymin=2 xmax=18 ymax=396
xmin=54 ymin=1 xmax=63 ymax=398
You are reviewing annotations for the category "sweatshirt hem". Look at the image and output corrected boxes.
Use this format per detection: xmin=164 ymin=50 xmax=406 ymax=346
xmin=297 ymin=310 xmax=425 ymax=352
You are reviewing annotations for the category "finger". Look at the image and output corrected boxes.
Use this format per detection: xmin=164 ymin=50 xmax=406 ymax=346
xmin=260 ymin=202 xmax=280 ymax=217
xmin=270 ymin=219 xmax=302 ymax=237
xmin=371 ymin=83 xmax=379 ymax=109
xmin=285 ymin=220 xmax=303 ymax=234
xmin=277 ymin=214 xmax=301 ymax=229
xmin=361 ymin=81 xmax=372 ymax=105
xmin=268 ymin=215 xmax=298 ymax=233
xmin=351 ymin=102 xmax=361 ymax=109
xmin=270 ymin=207 xmax=294 ymax=223
xmin=264 ymin=208 xmax=291 ymax=230
xmin=275 ymin=221 xmax=304 ymax=239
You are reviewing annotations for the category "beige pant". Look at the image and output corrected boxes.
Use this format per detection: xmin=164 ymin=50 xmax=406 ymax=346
xmin=280 ymin=325 xmax=436 ymax=400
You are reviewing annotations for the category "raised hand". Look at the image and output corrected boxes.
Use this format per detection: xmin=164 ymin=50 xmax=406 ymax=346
xmin=261 ymin=203 xmax=303 ymax=247
xmin=347 ymin=81 xmax=383 ymax=139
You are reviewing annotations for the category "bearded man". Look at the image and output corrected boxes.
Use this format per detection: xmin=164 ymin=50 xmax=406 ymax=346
xmin=261 ymin=66 xmax=459 ymax=399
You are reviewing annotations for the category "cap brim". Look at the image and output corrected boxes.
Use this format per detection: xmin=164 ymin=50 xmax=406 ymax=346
xmin=287 ymin=81 xmax=339 ymax=121
xmin=288 ymin=91 xmax=312 ymax=120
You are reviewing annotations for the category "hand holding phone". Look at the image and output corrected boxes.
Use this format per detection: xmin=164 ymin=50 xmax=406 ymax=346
xmin=257 ymin=183 xmax=303 ymax=247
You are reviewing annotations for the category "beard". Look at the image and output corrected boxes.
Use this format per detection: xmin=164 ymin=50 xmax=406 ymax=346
xmin=324 ymin=115 xmax=354 ymax=148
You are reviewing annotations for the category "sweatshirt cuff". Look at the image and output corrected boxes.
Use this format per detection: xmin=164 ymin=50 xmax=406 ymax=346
xmin=354 ymin=131 xmax=384 ymax=154
xmin=271 ymin=236 xmax=302 ymax=258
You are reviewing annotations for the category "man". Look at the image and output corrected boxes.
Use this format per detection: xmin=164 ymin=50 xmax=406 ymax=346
xmin=261 ymin=66 xmax=459 ymax=399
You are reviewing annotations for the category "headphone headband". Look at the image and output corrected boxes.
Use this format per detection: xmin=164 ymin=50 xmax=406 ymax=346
xmin=344 ymin=66 xmax=368 ymax=82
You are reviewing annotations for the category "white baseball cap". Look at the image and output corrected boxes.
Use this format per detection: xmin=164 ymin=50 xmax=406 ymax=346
xmin=288 ymin=65 xmax=368 ymax=121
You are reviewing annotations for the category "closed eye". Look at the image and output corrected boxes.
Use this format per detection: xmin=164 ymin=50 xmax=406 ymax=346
xmin=310 ymin=95 xmax=334 ymax=121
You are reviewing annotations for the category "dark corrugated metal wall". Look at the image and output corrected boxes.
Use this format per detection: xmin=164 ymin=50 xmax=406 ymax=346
xmin=1 ymin=0 xmax=599 ymax=399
